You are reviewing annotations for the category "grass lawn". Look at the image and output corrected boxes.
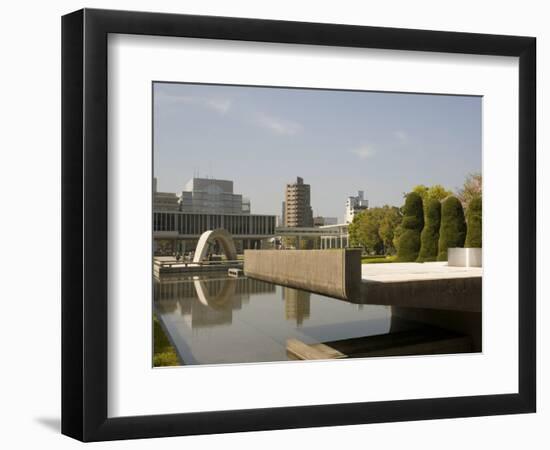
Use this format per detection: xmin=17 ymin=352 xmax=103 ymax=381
xmin=361 ymin=255 xmax=398 ymax=264
xmin=153 ymin=314 xmax=180 ymax=367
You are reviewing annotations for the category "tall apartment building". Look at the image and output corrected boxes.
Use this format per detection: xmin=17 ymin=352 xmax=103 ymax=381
xmin=179 ymin=177 xmax=251 ymax=214
xmin=345 ymin=190 xmax=369 ymax=223
xmin=284 ymin=177 xmax=313 ymax=227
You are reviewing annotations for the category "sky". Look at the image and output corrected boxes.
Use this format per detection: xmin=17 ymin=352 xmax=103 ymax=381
xmin=153 ymin=82 xmax=481 ymax=223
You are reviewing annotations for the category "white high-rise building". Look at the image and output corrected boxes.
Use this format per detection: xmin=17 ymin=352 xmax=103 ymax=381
xmin=345 ymin=190 xmax=369 ymax=223
xmin=179 ymin=177 xmax=250 ymax=214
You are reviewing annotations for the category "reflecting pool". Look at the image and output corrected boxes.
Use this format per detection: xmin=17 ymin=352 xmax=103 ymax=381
xmin=154 ymin=274 xmax=436 ymax=366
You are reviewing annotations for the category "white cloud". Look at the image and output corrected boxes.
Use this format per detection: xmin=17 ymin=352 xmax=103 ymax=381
xmin=351 ymin=144 xmax=376 ymax=159
xmin=204 ymin=98 xmax=232 ymax=114
xmin=394 ymin=130 xmax=409 ymax=143
xmin=157 ymin=92 xmax=232 ymax=115
xmin=255 ymin=113 xmax=303 ymax=136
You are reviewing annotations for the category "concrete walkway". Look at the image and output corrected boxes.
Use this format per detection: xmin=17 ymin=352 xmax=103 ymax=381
xmin=362 ymin=261 xmax=482 ymax=283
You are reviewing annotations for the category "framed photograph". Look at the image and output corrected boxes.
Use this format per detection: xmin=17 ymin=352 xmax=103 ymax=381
xmin=61 ymin=8 xmax=536 ymax=441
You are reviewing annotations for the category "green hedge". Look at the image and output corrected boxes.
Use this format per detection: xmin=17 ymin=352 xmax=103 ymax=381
xmin=396 ymin=192 xmax=424 ymax=261
xmin=465 ymin=196 xmax=482 ymax=247
xmin=437 ymin=196 xmax=466 ymax=261
xmin=417 ymin=198 xmax=441 ymax=262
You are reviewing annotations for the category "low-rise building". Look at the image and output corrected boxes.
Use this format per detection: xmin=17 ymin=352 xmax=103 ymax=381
xmin=153 ymin=177 xmax=180 ymax=211
xmin=313 ymin=216 xmax=338 ymax=227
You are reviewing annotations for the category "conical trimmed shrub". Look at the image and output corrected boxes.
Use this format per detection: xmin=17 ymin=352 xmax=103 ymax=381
xmin=417 ymin=198 xmax=441 ymax=262
xmin=465 ymin=196 xmax=482 ymax=247
xmin=396 ymin=192 xmax=424 ymax=262
xmin=437 ymin=195 xmax=466 ymax=261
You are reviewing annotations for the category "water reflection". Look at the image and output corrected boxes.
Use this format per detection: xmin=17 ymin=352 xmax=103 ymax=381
xmin=155 ymin=275 xmax=275 ymax=329
xmin=283 ymin=288 xmax=310 ymax=326
xmin=154 ymin=274 xmax=394 ymax=365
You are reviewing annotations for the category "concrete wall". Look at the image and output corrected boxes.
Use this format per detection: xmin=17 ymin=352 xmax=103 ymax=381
xmin=244 ymin=249 xmax=361 ymax=300
xmin=360 ymin=277 xmax=481 ymax=312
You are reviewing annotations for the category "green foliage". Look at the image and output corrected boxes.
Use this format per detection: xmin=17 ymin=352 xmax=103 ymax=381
xmin=153 ymin=315 xmax=179 ymax=367
xmin=396 ymin=192 xmax=424 ymax=261
xmin=412 ymin=184 xmax=453 ymax=203
xmin=417 ymin=199 xmax=441 ymax=262
xmin=465 ymin=196 xmax=482 ymax=247
xmin=348 ymin=206 xmax=402 ymax=255
xmin=349 ymin=209 xmax=384 ymax=254
xmin=153 ymin=352 xmax=180 ymax=367
xmin=361 ymin=256 xmax=398 ymax=264
xmin=397 ymin=229 xmax=421 ymax=262
xmin=393 ymin=224 xmax=403 ymax=254
xmin=379 ymin=206 xmax=402 ymax=255
xmin=437 ymin=195 xmax=467 ymax=261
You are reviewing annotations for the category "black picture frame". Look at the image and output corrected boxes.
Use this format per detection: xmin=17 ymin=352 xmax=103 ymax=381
xmin=61 ymin=8 xmax=536 ymax=442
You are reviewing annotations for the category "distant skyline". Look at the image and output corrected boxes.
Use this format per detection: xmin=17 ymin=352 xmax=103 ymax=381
xmin=153 ymin=82 xmax=481 ymax=223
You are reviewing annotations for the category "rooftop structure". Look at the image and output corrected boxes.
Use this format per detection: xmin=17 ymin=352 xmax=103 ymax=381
xmin=345 ymin=190 xmax=369 ymax=224
xmin=179 ymin=177 xmax=250 ymax=214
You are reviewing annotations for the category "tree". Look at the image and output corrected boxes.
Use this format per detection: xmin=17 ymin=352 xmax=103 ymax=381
xmin=348 ymin=209 xmax=383 ymax=254
xmin=379 ymin=206 xmax=402 ymax=255
xmin=412 ymin=184 xmax=453 ymax=203
xmin=393 ymin=224 xmax=403 ymax=254
xmin=456 ymin=172 xmax=482 ymax=209
xmin=437 ymin=195 xmax=466 ymax=261
xmin=412 ymin=184 xmax=429 ymax=201
xmin=465 ymin=196 xmax=482 ymax=247
xmin=396 ymin=192 xmax=424 ymax=261
xmin=348 ymin=206 xmax=402 ymax=255
xmin=417 ymin=198 xmax=441 ymax=262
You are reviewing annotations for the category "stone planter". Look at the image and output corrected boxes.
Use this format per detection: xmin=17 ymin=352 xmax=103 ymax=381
xmin=447 ymin=247 xmax=482 ymax=267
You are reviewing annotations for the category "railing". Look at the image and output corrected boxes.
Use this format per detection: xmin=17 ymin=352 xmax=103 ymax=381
xmin=154 ymin=259 xmax=243 ymax=269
